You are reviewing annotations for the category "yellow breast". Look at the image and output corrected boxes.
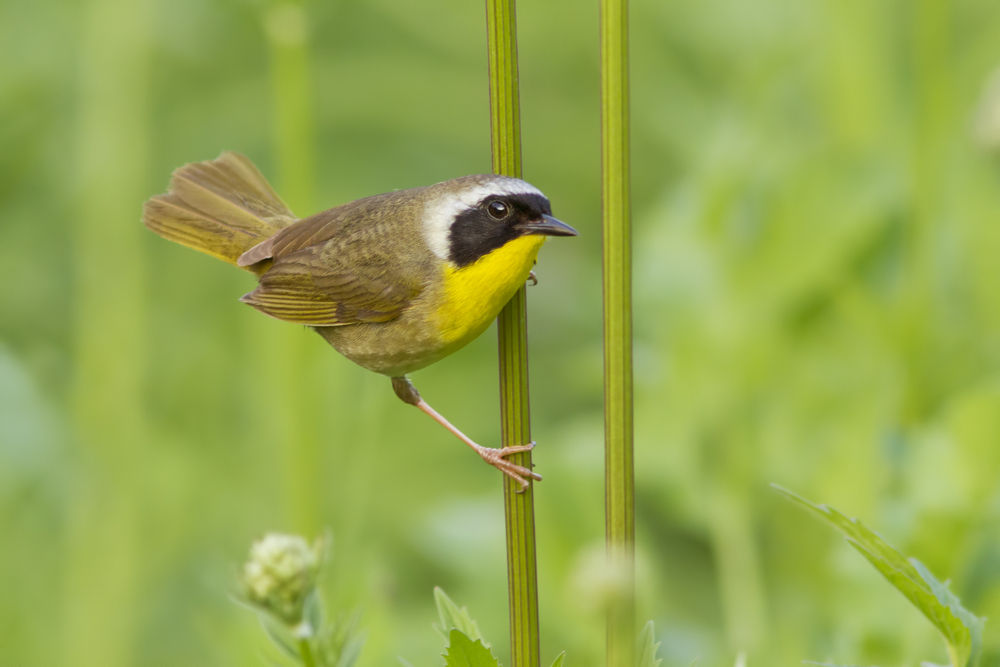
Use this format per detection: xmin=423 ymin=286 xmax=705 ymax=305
xmin=435 ymin=235 xmax=546 ymax=348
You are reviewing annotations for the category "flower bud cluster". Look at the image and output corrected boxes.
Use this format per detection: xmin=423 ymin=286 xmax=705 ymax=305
xmin=240 ymin=533 xmax=324 ymax=627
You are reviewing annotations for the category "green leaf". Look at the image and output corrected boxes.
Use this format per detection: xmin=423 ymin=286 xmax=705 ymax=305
xmin=443 ymin=630 xmax=500 ymax=667
xmin=637 ymin=621 xmax=662 ymax=667
xmin=912 ymin=562 xmax=985 ymax=667
xmin=549 ymin=651 xmax=566 ymax=667
xmin=303 ymin=589 xmax=323 ymax=638
xmin=259 ymin=615 xmax=301 ymax=661
xmin=434 ymin=588 xmax=487 ymax=647
xmin=774 ymin=485 xmax=985 ymax=667
xmin=336 ymin=635 xmax=365 ymax=667
xmin=309 ymin=610 xmax=363 ymax=667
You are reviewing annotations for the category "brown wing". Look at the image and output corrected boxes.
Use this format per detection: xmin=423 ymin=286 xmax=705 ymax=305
xmin=237 ymin=191 xmax=405 ymax=268
xmin=239 ymin=243 xmax=426 ymax=326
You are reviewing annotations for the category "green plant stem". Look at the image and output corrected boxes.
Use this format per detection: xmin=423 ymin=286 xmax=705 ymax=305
xmin=485 ymin=2 xmax=540 ymax=667
xmin=65 ymin=0 xmax=150 ymax=665
xmin=298 ymin=638 xmax=317 ymax=667
xmin=601 ymin=0 xmax=634 ymax=665
xmin=263 ymin=0 xmax=322 ymax=536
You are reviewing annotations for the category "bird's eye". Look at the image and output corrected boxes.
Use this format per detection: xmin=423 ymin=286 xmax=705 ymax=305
xmin=487 ymin=200 xmax=509 ymax=219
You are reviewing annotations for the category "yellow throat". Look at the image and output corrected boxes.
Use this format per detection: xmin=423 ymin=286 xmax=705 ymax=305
xmin=436 ymin=234 xmax=546 ymax=347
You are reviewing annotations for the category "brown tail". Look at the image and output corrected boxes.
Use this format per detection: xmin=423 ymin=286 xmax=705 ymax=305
xmin=142 ymin=152 xmax=296 ymax=270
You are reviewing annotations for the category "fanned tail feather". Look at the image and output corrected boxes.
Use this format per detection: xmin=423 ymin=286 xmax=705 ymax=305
xmin=142 ymin=152 xmax=296 ymax=269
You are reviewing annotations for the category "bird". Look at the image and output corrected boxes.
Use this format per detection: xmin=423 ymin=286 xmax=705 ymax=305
xmin=142 ymin=152 xmax=577 ymax=490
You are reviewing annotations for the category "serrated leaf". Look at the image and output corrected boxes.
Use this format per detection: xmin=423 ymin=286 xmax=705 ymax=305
xmin=913 ymin=562 xmax=985 ymax=667
xmin=774 ymin=485 xmax=985 ymax=667
xmin=434 ymin=587 xmax=487 ymax=647
xmin=443 ymin=630 xmax=501 ymax=667
xmin=847 ymin=546 xmax=974 ymax=667
xmin=637 ymin=621 xmax=662 ymax=667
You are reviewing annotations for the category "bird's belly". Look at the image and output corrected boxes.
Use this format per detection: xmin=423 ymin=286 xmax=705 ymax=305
xmin=315 ymin=235 xmax=545 ymax=377
xmin=435 ymin=235 xmax=545 ymax=349
xmin=315 ymin=311 xmax=446 ymax=377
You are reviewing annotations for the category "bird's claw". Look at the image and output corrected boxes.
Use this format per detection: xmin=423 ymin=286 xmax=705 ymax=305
xmin=479 ymin=441 xmax=541 ymax=492
xmin=527 ymin=271 xmax=538 ymax=286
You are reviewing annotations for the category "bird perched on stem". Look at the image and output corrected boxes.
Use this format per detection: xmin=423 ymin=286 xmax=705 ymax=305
xmin=143 ymin=152 xmax=576 ymax=489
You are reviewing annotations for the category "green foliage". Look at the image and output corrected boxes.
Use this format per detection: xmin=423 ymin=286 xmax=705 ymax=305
xmin=260 ymin=615 xmax=302 ymax=661
xmin=253 ymin=602 xmax=363 ymax=667
xmin=438 ymin=629 xmax=565 ymax=667
xmin=251 ymin=597 xmax=363 ymax=667
xmin=444 ymin=631 xmax=501 ymax=667
xmin=427 ymin=590 xmax=564 ymax=667
xmin=636 ymin=622 xmax=662 ymax=667
xmin=776 ymin=486 xmax=985 ymax=667
xmin=434 ymin=587 xmax=486 ymax=647
xmin=313 ymin=614 xmax=365 ymax=667
xmin=237 ymin=535 xmax=364 ymax=667
xmin=7 ymin=1 xmax=1000 ymax=666
xmin=485 ymin=2 xmax=541 ymax=667
xmin=601 ymin=0 xmax=636 ymax=665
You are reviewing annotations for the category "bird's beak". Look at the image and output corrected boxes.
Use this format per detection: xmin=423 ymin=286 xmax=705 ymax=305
xmin=521 ymin=214 xmax=579 ymax=237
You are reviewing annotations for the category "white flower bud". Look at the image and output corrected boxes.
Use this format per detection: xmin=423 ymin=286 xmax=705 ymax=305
xmin=240 ymin=533 xmax=323 ymax=626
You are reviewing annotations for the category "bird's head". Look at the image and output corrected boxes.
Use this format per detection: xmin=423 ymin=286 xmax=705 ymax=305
xmin=423 ymin=175 xmax=578 ymax=268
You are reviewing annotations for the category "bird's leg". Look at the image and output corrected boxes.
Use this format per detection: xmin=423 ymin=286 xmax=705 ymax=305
xmin=391 ymin=376 xmax=541 ymax=491
xmin=527 ymin=270 xmax=538 ymax=286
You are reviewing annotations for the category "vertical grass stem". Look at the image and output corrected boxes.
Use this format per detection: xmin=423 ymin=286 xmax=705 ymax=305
xmin=485 ymin=2 xmax=540 ymax=667
xmin=64 ymin=0 xmax=150 ymax=664
xmin=601 ymin=0 xmax=635 ymax=665
xmin=264 ymin=0 xmax=322 ymax=536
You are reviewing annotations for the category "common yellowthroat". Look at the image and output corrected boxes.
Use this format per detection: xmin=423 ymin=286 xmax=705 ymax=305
xmin=143 ymin=152 xmax=576 ymax=489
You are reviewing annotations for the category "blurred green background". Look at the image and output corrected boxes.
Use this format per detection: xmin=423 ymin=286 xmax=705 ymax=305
xmin=4 ymin=0 xmax=1000 ymax=666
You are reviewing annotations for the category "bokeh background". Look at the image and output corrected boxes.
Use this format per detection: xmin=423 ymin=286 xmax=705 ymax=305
xmin=4 ymin=0 xmax=1000 ymax=665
